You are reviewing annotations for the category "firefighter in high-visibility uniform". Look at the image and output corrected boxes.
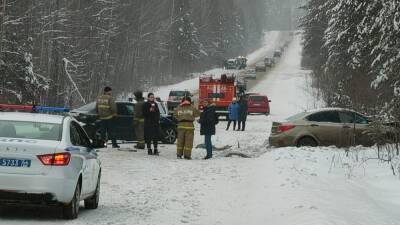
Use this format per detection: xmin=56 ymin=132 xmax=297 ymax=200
xmin=133 ymin=91 xmax=145 ymax=149
xmin=174 ymin=96 xmax=200 ymax=159
xmin=96 ymin=86 xmax=119 ymax=148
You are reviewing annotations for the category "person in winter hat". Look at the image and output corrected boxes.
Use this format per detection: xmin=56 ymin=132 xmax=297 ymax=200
xmin=226 ymin=98 xmax=239 ymax=130
xmin=133 ymin=90 xmax=145 ymax=149
xmin=199 ymin=99 xmax=218 ymax=159
xmin=96 ymin=86 xmax=119 ymax=148
xmin=237 ymin=96 xmax=248 ymax=131
xmin=142 ymin=93 xmax=161 ymax=155
xmin=174 ymin=96 xmax=200 ymax=159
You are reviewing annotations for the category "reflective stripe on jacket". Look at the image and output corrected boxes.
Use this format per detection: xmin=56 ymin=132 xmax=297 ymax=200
xmin=174 ymin=103 xmax=200 ymax=130
xmin=96 ymin=94 xmax=117 ymax=120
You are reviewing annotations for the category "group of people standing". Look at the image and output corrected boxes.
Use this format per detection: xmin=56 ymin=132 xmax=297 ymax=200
xmin=96 ymin=87 xmax=161 ymax=155
xmin=174 ymin=97 xmax=218 ymax=160
xmin=226 ymin=97 xmax=248 ymax=131
xmin=95 ymin=86 xmax=219 ymax=160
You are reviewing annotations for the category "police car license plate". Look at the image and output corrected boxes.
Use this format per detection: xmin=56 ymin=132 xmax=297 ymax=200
xmin=0 ymin=158 xmax=31 ymax=168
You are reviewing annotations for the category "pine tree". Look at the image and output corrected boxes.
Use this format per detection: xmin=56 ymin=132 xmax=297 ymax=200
xmin=0 ymin=0 xmax=48 ymax=103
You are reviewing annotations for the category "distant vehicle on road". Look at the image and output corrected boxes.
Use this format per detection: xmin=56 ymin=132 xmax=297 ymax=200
xmin=283 ymin=41 xmax=290 ymax=48
xmin=255 ymin=62 xmax=266 ymax=72
xmin=0 ymin=111 xmax=101 ymax=220
xmin=224 ymin=59 xmax=237 ymax=70
xmin=243 ymin=68 xmax=257 ymax=80
xmin=273 ymin=50 xmax=282 ymax=58
xmin=247 ymin=94 xmax=270 ymax=115
xmin=224 ymin=57 xmax=247 ymax=70
xmin=264 ymin=57 xmax=274 ymax=67
xmin=236 ymin=56 xmax=247 ymax=69
xmin=167 ymin=90 xmax=192 ymax=111
xmin=269 ymin=108 xmax=396 ymax=148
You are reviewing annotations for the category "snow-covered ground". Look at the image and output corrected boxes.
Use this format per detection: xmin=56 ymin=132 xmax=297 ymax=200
xmin=1 ymin=33 xmax=400 ymax=225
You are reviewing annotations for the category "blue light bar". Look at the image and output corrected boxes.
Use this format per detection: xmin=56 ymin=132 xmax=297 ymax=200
xmin=34 ymin=105 xmax=70 ymax=113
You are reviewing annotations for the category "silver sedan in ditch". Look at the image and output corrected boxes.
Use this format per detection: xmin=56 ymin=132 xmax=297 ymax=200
xmin=269 ymin=108 xmax=381 ymax=147
xmin=0 ymin=112 xmax=101 ymax=219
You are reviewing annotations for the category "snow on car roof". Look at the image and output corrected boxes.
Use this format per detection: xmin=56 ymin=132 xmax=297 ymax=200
xmin=0 ymin=112 xmax=65 ymax=124
xmin=306 ymin=107 xmax=354 ymax=113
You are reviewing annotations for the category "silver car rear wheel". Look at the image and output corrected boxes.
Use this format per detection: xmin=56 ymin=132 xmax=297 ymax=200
xmin=297 ymin=137 xmax=318 ymax=147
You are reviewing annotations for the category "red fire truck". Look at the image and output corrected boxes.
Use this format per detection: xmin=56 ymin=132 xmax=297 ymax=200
xmin=199 ymin=74 xmax=244 ymax=116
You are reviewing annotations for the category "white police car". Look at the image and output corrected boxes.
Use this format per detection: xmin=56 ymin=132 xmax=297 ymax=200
xmin=0 ymin=111 xmax=101 ymax=219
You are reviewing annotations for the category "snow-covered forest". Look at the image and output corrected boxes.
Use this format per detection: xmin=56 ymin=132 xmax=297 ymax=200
xmin=0 ymin=0 xmax=301 ymax=107
xmin=300 ymin=0 xmax=400 ymax=122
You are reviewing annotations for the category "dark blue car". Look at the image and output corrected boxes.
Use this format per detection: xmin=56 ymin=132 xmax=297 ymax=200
xmin=71 ymin=101 xmax=177 ymax=145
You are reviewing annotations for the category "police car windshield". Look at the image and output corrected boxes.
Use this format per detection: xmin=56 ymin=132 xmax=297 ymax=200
xmin=0 ymin=120 xmax=62 ymax=141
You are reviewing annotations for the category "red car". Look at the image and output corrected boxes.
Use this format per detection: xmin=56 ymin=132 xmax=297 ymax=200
xmin=247 ymin=94 xmax=271 ymax=115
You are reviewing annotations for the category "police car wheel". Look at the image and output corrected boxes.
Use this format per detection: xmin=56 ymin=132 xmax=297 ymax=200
xmin=63 ymin=182 xmax=81 ymax=220
xmin=85 ymin=173 xmax=101 ymax=209
xmin=162 ymin=128 xmax=176 ymax=144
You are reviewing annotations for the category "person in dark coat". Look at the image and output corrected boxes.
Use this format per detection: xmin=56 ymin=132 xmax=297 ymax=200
xmin=199 ymin=99 xmax=218 ymax=159
xmin=238 ymin=97 xmax=248 ymax=131
xmin=142 ymin=93 xmax=160 ymax=155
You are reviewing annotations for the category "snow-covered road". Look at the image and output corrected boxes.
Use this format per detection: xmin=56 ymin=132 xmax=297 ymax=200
xmin=1 ymin=33 xmax=400 ymax=225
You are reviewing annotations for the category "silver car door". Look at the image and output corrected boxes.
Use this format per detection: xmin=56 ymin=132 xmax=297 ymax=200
xmin=338 ymin=111 xmax=355 ymax=147
xmin=339 ymin=111 xmax=373 ymax=146
xmin=306 ymin=111 xmax=343 ymax=146
xmin=353 ymin=113 xmax=373 ymax=146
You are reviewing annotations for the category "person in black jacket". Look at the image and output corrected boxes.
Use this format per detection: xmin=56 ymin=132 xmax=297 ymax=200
xmin=142 ymin=93 xmax=161 ymax=155
xmin=199 ymin=99 xmax=218 ymax=159
xmin=238 ymin=96 xmax=248 ymax=131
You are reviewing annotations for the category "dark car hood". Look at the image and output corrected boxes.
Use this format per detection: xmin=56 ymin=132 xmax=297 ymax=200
xmin=70 ymin=102 xmax=98 ymax=124
xmin=70 ymin=102 xmax=97 ymax=115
